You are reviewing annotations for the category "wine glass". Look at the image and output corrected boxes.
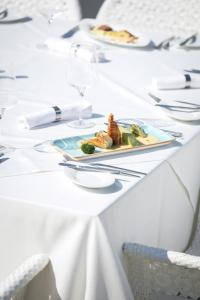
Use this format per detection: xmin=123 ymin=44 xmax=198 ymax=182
xmin=67 ymin=42 xmax=97 ymax=129
xmin=37 ymin=4 xmax=65 ymax=50
xmin=0 ymin=65 xmax=18 ymax=155
xmin=39 ymin=4 xmax=65 ymax=34
xmin=0 ymin=61 xmax=18 ymax=119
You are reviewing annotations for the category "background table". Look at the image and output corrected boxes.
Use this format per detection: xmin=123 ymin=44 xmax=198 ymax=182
xmin=0 ymin=15 xmax=200 ymax=300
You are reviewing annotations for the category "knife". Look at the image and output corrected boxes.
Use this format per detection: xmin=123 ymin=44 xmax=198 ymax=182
xmin=0 ymin=75 xmax=29 ymax=79
xmin=184 ymin=69 xmax=200 ymax=74
xmin=59 ymin=162 xmax=144 ymax=178
xmin=91 ymin=162 xmax=147 ymax=176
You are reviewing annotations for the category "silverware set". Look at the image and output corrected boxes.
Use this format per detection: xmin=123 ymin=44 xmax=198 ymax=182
xmin=60 ymin=161 xmax=147 ymax=178
xmin=155 ymin=33 xmax=198 ymax=50
xmin=149 ymin=93 xmax=200 ymax=113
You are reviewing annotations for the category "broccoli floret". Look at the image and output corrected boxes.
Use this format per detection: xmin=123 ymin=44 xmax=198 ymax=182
xmin=130 ymin=124 xmax=147 ymax=138
xmin=81 ymin=143 xmax=95 ymax=154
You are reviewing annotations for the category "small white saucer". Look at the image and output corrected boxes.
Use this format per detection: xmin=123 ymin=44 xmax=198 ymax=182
xmin=64 ymin=168 xmax=115 ymax=189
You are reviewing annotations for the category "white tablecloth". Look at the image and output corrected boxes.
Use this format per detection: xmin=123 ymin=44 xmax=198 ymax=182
xmin=0 ymin=15 xmax=200 ymax=300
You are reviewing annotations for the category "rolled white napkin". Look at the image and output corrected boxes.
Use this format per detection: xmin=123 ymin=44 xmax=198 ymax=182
xmin=44 ymin=38 xmax=106 ymax=62
xmin=19 ymin=101 xmax=92 ymax=129
xmin=152 ymin=74 xmax=200 ymax=90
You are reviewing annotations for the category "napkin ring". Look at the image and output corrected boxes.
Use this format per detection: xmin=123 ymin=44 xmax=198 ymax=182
xmin=52 ymin=106 xmax=62 ymax=121
xmin=184 ymin=74 xmax=191 ymax=88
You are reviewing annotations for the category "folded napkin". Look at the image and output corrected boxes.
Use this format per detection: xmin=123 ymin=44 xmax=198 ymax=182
xmin=152 ymin=74 xmax=200 ymax=90
xmin=19 ymin=101 xmax=92 ymax=129
xmin=44 ymin=38 xmax=106 ymax=62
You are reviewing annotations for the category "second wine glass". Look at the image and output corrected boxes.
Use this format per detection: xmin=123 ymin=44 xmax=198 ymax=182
xmin=67 ymin=43 xmax=97 ymax=129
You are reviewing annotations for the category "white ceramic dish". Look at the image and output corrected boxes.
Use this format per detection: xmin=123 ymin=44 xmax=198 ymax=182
xmin=64 ymin=168 xmax=115 ymax=189
xmin=79 ymin=18 xmax=150 ymax=48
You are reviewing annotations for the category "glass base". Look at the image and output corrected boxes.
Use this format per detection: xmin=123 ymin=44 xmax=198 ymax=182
xmin=67 ymin=120 xmax=95 ymax=129
xmin=0 ymin=144 xmax=16 ymax=157
xmin=36 ymin=43 xmax=48 ymax=51
xmin=33 ymin=140 xmax=56 ymax=153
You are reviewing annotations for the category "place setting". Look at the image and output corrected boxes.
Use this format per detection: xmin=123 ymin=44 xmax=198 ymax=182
xmin=78 ymin=18 xmax=151 ymax=49
xmin=76 ymin=19 xmax=200 ymax=52
xmin=53 ymin=111 xmax=178 ymax=188
xmin=148 ymin=71 xmax=200 ymax=121
xmin=35 ymin=17 xmax=154 ymax=58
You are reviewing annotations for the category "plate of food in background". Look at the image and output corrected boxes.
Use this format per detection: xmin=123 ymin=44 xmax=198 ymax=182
xmin=79 ymin=19 xmax=150 ymax=48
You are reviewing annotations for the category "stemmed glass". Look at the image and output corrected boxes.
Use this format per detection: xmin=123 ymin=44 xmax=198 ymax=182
xmin=37 ymin=4 xmax=65 ymax=50
xmin=0 ymin=64 xmax=18 ymax=155
xmin=39 ymin=4 xmax=65 ymax=34
xmin=67 ymin=42 xmax=97 ymax=129
xmin=0 ymin=61 xmax=18 ymax=119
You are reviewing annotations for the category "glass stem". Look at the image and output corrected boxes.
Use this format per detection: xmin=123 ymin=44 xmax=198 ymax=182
xmin=78 ymin=92 xmax=84 ymax=125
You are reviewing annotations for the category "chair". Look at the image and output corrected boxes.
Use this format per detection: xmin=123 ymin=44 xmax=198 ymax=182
xmin=123 ymin=242 xmax=200 ymax=300
xmin=0 ymin=254 xmax=49 ymax=300
xmin=96 ymin=0 xmax=200 ymax=35
xmin=122 ymin=195 xmax=200 ymax=299
xmin=122 ymin=204 xmax=200 ymax=300
xmin=1 ymin=0 xmax=81 ymax=21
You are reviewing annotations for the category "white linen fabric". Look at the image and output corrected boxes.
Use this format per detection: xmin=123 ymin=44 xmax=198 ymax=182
xmin=45 ymin=37 xmax=106 ymax=62
xmin=18 ymin=101 xmax=92 ymax=129
xmin=0 ymin=14 xmax=200 ymax=300
xmin=97 ymin=0 xmax=200 ymax=35
xmin=152 ymin=74 xmax=200 ymax=90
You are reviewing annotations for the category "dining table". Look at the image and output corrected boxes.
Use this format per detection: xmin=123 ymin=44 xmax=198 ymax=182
xmin=0 ymin=12 xmax=200 ymax=300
